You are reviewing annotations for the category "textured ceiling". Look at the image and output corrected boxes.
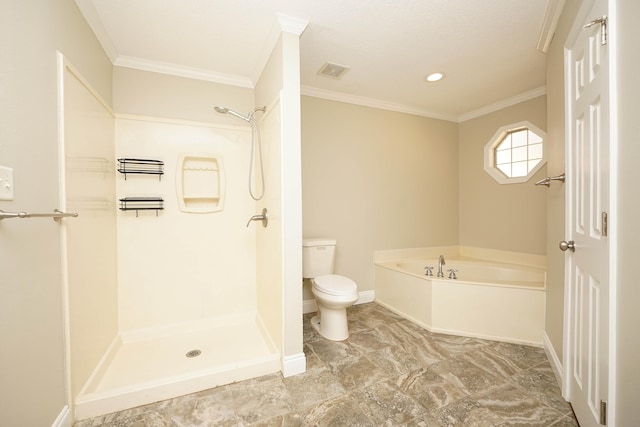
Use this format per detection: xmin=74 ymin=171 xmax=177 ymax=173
xmin=75 ymin=0 xmax=549 ymax=121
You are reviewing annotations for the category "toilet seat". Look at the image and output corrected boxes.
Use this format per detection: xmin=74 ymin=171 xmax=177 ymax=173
xmin=313 ymin=274 xmax=357 ymax=296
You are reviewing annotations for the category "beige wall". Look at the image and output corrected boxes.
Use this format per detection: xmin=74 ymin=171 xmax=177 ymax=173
xmin=301 ymin=97 xmax=459 ymax=294
xmin=459 ymin=96 xmax=547 ymax=255
xmin=114 ymin=67 xmax=254 ymax=124
xmin=614 ymin=0 xmax=640 ymax=422
xmin=0 ymin=0 xmax=112 ymax=424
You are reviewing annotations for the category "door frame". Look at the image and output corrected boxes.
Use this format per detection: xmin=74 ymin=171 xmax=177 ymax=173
xmin=561 ymin=0 xmax=618 ymax=424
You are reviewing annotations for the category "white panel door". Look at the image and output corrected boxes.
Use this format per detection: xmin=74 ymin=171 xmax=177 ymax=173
xmin=564 ymin=0 xmax=609 ymax=425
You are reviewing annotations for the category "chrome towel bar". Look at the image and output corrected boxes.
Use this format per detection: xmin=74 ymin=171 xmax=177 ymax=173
xmin=535 ymin=173 xmax=566 ymax=187
xmin=0 ymin=209 xmax=78 ymax=221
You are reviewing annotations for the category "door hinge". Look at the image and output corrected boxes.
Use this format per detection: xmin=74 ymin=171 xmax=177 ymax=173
xmin=602 ymin=211 xmax=608 ymax=237
xmin=585 ymin=15 xmax=608 ymax=45
xmin=600 ymin=400 xmax=608 ymax=425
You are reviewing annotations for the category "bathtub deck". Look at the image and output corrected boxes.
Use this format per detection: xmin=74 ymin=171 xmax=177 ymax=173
xmin=75 ymin=313 xmax=280 ymax=420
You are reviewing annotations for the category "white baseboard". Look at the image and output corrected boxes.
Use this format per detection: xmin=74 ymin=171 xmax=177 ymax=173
xmin=303 ymin=290 xmax=375 ymax=314
xmin=356 ymin=290 xmax=375 ymax=305
xmin=52 ymin=405 xmax=72 ymax=427
xmin=542 ymin=331 xmax=563 ymax=388
xmin=281 ymin=352 xmax=306 ymax=377
xmin=303 ymin=299 xmax=317 ymax=314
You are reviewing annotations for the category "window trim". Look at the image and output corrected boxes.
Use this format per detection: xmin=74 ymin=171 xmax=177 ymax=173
xmin=483 ymin=121 xmax=547 ymax=184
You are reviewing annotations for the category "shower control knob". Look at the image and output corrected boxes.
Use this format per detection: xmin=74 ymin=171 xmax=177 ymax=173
xmin=559 ymin=240 xmax=575 ymax=252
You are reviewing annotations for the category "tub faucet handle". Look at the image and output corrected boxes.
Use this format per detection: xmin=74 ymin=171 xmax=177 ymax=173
xmin=424 ymin=266 xmax=434 ymax=276
xmin=447 ymin=268 xmax=458 ymax=280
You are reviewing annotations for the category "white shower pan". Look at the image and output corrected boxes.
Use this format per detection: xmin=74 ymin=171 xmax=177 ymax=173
xmin=74 ymin=312 xmax=280 ymax=421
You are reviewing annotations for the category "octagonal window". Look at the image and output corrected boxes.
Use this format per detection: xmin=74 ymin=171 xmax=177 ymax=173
xmin=484 ymin=121 xmax=547 ymax=184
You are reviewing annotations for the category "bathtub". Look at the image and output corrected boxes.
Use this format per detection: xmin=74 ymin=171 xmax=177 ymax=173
xmin=374 ymin=248 xmax=546 ymax=345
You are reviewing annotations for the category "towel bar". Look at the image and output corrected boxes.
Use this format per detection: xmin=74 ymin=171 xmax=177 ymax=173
xmin=0 ymin=209 xmax=78 ymax=221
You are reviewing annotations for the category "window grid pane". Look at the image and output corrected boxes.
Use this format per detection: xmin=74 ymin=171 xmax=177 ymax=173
xmin=494 ymin=129 xmax=544 ymax=178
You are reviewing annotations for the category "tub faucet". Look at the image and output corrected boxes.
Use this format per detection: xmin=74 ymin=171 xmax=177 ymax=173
xmin=437 ymin=255 xmax=445 ymax=277
xmin=246 ymin=208 xmax=268 ymax=227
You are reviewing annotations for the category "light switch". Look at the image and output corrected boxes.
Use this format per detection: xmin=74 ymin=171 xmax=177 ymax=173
xmin=0 ymin=166 xmax=14 ymax=201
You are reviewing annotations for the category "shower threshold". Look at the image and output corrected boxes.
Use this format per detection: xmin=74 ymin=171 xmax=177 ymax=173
xmin=74 ymin=312 xmax=280 ymax=421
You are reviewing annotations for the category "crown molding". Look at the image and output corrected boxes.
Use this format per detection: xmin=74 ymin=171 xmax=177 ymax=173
xmin=113 ymin=56 xmax=254 ymax=88
xmin=458 ymin=86 xmax=547 ymax=122
xmin=74 ymin=0 xmax=118 ymax=62
xmin=302 ymin=85 xmax=547 ymax=123
xmin=300 ymin=86 xmax=459 ymax=122
xmin=537 ymin=0 xmax=567 ymax=53
xmin=277 ymin=13 xmax=309 ymax=36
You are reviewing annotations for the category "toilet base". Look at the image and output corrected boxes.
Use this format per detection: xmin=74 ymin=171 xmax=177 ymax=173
xmin=310 ymin=306 xmax=350 ymax=341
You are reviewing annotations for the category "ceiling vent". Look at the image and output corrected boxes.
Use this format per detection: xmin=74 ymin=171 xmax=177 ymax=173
xmin=318 ymin=62 xmax=350 ymax=80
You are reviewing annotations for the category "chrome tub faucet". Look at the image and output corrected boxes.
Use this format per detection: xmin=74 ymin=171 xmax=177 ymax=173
xmin=437 ymin=255 xmax=445 ymax=277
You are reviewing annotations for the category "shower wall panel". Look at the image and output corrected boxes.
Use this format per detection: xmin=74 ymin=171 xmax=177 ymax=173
xmin=115 ymin=118 xmax=258 ymax=331
xmin=63 ymin=65 xmax=118 ymax=399
xmin=255 ymin=100 xmax=283 ymax=349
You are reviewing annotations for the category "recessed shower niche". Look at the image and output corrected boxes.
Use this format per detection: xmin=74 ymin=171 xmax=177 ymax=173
xmin=176 ymin=153 xmax=225 ymax=213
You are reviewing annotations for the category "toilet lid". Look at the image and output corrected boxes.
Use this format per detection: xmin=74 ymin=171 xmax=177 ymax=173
xmin=313 ymin=274 xmax=357 ymax=296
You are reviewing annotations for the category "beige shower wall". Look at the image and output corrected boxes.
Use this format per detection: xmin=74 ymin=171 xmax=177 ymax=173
xmin=301 ymin=96 xmax=460 ymax=294
xmin=458 ymin=96 xmax=547 ymax=255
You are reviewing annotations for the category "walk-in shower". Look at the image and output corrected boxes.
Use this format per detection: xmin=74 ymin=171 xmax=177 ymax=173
xmin=215 ymin=106 xmax=266 ymax=200
xmin=64 ymin=63 xmax=281 ymax=420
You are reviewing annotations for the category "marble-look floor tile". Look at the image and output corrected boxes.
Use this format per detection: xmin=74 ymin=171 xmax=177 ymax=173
xmin=327 ymin=353 xmax=389 ymax=391
xmin=546 ymin=414 xmax=580 ymax=427
xmin=372 ymin=321 xmax=417 ymax=348
xmin=364 ymin=344 xmax=421 ymax=376
xmin=308 ymin=338 xmax=361 ymax=368
xmin=461 ymin=345 xmax=525 ymax=379
xmin=509 ymin=363 xmax=573 ymax=416
xmin=347 ymin=327 xmax=393 ymax=353
xmin=165 ymin=389 xmax=236 ymax=427
xmin=349 ymin=303 xmax=404 ymax=330
xmin=394 ymin=367 xmax=469 ymax=411
xmin=99 ymin=411 xmax=172 ymax=427
xmin=475 ymin=383 xmax=566 ymax=426
xmin=302 ymin=342 xmax=324 ymax=371
xmin=403 ymin=335 xmax=450 ymax=366
xmin=301 ymin=394 xmax=377 ymax=426
xmin=429 ymin=396 xmax=505 ymax=427
xmin=282 ymin=366 xmax=345 ymax=410
xmin=488 ymin=341 xmax=548 ymax=370
xmin=74 ymin=303 xmax=572 ymax=427
xmin=430 ymin=356 xmax=503 ymax=394
xmin=430 ymin=333 xmax=490 ymax=355
xmin=395 ymin=319 xmax=434 ymax=339
xmin=356 ymin=380 xmax=427 ymax=425
xmin=230 ymin=374 xmax=292 ymax=425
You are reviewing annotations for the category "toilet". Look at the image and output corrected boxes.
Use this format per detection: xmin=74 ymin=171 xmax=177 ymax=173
xmin=303 ymin=238 xmax=359 ymax=341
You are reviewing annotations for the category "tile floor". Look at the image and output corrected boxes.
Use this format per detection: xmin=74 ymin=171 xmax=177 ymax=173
xmin=75 ymin=303 xmax=578 ymax=426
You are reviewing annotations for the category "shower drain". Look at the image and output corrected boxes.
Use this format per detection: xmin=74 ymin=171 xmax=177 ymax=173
xmin=185 ymin=349 xmax=202 ymax=358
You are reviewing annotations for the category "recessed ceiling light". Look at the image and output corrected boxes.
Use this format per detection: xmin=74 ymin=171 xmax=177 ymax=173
xmin=425 ymin=72 xmax=444 ymax=82
xmin=318 ymin=62 xmax=350 ymax=80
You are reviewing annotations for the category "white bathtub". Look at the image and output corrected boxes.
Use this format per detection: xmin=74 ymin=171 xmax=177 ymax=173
xmin=375 ymin=250 xmax=546 ymax=345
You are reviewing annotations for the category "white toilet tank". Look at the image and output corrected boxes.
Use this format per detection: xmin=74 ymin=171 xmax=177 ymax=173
xmin=302 ymin=238 xmax=337 ymax=278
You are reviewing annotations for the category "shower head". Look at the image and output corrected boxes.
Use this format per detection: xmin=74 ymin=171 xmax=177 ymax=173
xmin=214 ymin=106 xmax=250 ymax=122
xmin=214 ymin=106 xmax=266 ymax=122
